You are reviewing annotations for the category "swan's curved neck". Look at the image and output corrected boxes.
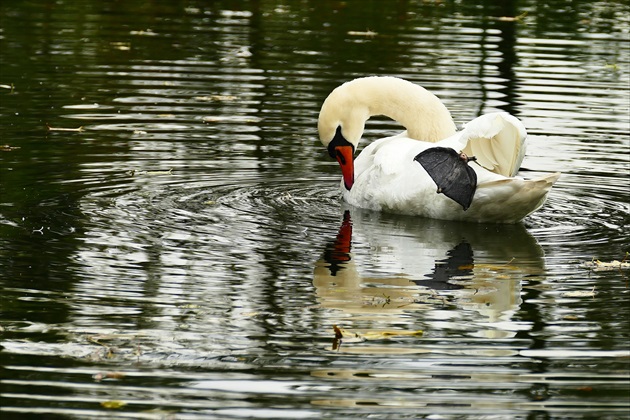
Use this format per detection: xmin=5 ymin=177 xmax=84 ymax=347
xmin=318 ymin=77 xmax=457 ymax=147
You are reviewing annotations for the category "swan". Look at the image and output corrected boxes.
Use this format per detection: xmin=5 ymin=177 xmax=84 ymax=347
xmin=317 ymin=76 xmax=560 ymax=223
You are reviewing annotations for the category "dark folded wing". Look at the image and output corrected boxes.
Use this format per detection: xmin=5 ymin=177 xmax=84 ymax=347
xmin=414 ymin=147 xmax=477 ymax=210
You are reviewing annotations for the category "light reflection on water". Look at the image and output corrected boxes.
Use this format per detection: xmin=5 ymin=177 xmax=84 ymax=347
xmin=1 ymin=0 xmax=629 ymax=418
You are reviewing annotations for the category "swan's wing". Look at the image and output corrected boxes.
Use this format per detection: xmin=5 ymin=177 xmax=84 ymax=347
xmin=414 ymin=147 xmax=477 ymax=210
xmin=460 ymin=113 xmax=526 ymax=177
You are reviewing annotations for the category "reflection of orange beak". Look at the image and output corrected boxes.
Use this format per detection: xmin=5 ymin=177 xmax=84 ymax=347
xmin=334 ymin=145 xmax=354 ymax=190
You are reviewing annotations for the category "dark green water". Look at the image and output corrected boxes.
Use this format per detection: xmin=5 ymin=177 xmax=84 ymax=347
xmin=1 ymin=1 xmax=629 ymax=418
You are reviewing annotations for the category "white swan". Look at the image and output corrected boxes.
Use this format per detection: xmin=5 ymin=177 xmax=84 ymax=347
xmin=317 ymin=76 xmax=560 ymax=223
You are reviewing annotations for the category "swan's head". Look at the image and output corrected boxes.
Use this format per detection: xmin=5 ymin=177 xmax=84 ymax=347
xmin=320 ymin=125 xmax=357 ymax=191
xmin=317 ymin=83 xmax=370 ymax=191
xmin=317 ymin=76 xmax=456 ymax=191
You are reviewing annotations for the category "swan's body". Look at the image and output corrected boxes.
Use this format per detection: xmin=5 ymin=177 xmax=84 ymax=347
xmin=318 ymin=77 xmax=560 ymax=223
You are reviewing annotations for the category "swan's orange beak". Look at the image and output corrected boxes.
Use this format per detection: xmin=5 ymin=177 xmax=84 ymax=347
xmin=333 ymin=145 xmax=354 ymax=190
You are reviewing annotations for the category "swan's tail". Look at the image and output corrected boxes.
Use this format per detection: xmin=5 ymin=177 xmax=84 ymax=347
xmin=470 ymin=172 xmax=561 ymax=223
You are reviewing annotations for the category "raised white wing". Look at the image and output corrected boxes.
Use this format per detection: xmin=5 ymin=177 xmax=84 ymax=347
xmin=460 ymin=112 xmax=526 ymax=177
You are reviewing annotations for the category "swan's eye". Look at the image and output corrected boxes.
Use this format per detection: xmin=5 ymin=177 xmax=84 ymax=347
xmin=327 ymin=126 xmax=354 ymax=159
xmin=336 ymin=149 xmax=346 ymax=165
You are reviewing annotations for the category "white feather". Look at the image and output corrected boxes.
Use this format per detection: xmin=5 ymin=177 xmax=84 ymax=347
xmin=318 ymin=77 xmax=560 ymax=223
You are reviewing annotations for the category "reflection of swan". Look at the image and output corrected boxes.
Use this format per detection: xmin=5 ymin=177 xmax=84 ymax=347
xmin=314 ymin=210 xmax=546 ymax=325
xmin=314 ymin=211 xmax=426 ymax=317
xmin=318 ymin=76 xmax=560 ymax=223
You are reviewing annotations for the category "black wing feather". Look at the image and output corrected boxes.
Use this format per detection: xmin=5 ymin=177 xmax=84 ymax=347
xmin=413 ymin=147 xmax=477 ymax=211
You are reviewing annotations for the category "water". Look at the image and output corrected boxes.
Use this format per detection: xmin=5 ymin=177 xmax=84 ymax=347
xmin=1 ymin=0 xmax=629 ymax=418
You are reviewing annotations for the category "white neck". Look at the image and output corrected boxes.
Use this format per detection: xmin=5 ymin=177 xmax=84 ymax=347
xmin=318 ymin=76 xmax=457 ymax=147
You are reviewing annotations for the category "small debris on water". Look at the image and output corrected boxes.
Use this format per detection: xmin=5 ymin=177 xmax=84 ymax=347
xmin=581 ymin=257 xmax=630 ymax=272
xmin=46 ymin=124 xmax=84 ymax=132
xmin=93 ymin=371 xmax=126 ymax=382
xmin=562 ymin=286 xmax=596 ymax=298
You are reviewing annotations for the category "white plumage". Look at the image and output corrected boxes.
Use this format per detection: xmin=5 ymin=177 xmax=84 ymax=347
xmin=318 ymin=77 xmax=560 ymax=223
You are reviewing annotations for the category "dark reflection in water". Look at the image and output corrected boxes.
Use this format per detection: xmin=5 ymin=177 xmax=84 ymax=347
xmin=0 ymin=0 xmax=629 ymax=418
xmin=320 ymin=210 xmax=471 ymax=290
xmin=425 ymin=242 xmax=471 ymax=290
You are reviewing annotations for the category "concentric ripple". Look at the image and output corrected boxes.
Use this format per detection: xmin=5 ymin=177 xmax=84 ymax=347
xmin=525 ymin=172 xmax=629 ymax=260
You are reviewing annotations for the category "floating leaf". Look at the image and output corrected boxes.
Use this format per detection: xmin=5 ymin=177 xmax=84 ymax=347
xmin=333 ymin=325 xmax=343 ymax=340
xmin=93 ymin=371 xmax=126 ymax=382
xmin=332 ymin=325 xmax=422 ymax=342
xmin=130 ymin=29 xmax=157 ymax=36
xmin=472 ymin=263 xmax=519 ymax=271
xmin=110 ymin=42 xmax=131 ymax=51
xmin=202 ymin=115 xmax=261 ymax=124
xmin=562 ymin=286 xmax=596 ymax=298
xmin=347 ymin=30 xmax=378 ymax=37
xmin=101 ymin=400 xmax=127 ymax=409
xmin=581 ymin=259 xmax=630 ymax=271
xmin=194 ymin=95 xmax=238 ymax=102
xmin=46 ymin=124 xmax=84 ymax=132
xmin=145 ymin=168 xmax=173 ymax=176
xmin=496 ymin=12 xmax=528 ymax=22
xmin=179 ymin=304 xmax=202 ymax=309
xmin=361 ymin=330 xmax=424 ymax=340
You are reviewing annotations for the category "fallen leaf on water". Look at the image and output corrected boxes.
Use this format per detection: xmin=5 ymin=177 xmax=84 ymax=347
xmin=46 ymin=124 xmax=84 ymax=132
xmin=194 ymin=95 xmax=238 ymax=102
xmin=110 ymin=42 xmax=131 ymax=51
xmin=333 ymin=325 xmax=343 ymax=340
xmin=472 ymin=263 xmax=520 ymax=271
xmin=93 ymin=371 xmax=126 ymax=382
xmin=145 ymin=168 xmax=173 ymax=176
xmin=562 ymin=286 xmax=596 ymax=298
xmin=347 ymin=30 xmax=378 ymax=37
xmin=332 ymin=325 xmax=422 ymax=342
xmin=361 ymin=330 xmax=424 ymax=340
xmin=496 ymin=12 xmax=528 ymax=22
xmin=101 ymin=400 xmax=127 ymax=409
xmin=202 ymin=115 xmax=261 ymax=123
xmin=130 ymin=29 xmax=157 ymax=36
xmin=2 ymin=145 xmax=20 ymax=151
xmin=581 ymin=258 xmax=630 ymax=271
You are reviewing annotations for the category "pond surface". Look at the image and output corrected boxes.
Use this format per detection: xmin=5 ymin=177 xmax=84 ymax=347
xmin=1 ymin=0 xmax=629 ymax=418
